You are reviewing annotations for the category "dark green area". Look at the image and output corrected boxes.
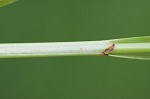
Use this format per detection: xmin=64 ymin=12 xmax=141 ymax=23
xmin=0 ymin=0 xmax=150 ymax=99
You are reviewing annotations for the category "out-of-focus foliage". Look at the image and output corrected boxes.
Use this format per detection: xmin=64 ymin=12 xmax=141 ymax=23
xmin=0 ymin=0 xmax=16 ymax=8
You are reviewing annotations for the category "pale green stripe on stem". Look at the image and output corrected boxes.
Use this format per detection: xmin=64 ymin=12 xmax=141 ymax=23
xmin=110 ymin=36 xmax=150 ymax=60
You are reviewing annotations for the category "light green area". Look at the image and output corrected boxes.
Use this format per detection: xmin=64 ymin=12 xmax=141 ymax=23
xmin=0 ymin=0 xmax=16 ymax=7
xmin=110 ymin=36 xmax=150 ymax=60
xmin=0 ymin=0 xmax=150 ymax=99
xmin=111 ymin=36 xmax=150 ymax=43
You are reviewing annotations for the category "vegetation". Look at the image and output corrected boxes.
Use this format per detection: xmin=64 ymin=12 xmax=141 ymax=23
xmin=0 ymin=0 xmax=16 ymax=7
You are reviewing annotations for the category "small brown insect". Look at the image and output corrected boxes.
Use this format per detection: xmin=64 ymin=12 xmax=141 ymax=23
xmin=103 ymin=44 xmax=115 ymax=56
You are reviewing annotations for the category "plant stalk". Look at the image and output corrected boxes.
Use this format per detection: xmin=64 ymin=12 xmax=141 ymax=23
xmin=0 ymin=41 xmax=114 ymax=58
xmin=0 ymin=36 xmax=149 ymax=60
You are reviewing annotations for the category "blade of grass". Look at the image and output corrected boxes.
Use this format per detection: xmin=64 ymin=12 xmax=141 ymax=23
xmin=0 ymin=36 xmax=149 ymax=60
xmin=109 ymin=36 xmax=150 ymax=60
xmin=0 ymin=0 xmax=16 ymax=8
xmin=0 ymin=41 xmax=114 ymax=58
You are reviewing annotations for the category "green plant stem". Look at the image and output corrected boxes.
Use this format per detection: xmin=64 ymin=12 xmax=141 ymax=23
xmin=110 ymin=36 xmax=150 ymax=60
xmin=0 ymin=41 xmax=113 ymax=58
xmin=0 ymin=36 xmax=149 ymax=60
xmin=111 ymin=43 xmax=150 ymax=54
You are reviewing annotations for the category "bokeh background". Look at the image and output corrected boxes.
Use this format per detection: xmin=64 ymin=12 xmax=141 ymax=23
xmin=0 ymin=0 xmax=150 ymax=99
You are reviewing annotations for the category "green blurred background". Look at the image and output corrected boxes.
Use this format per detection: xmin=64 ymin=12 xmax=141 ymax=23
xmin=0 ymin=0 xmax=150 ymax=99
